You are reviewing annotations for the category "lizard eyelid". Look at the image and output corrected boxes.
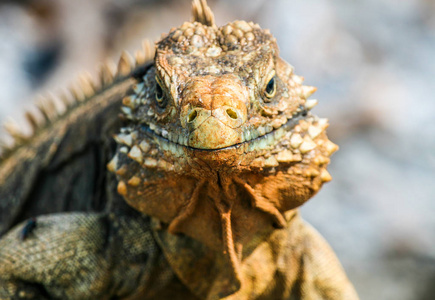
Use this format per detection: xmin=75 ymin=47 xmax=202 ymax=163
xmin=155 ymin=77 xmax=168 ymax=108
xmin=264 ymin=74 xmax=277 ymax=101
xmin=155 ymin=82 xmax=164 ymax=101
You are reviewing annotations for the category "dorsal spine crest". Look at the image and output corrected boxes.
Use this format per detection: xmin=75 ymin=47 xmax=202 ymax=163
xmin=0 ymin=40 xmax=156 ymax=160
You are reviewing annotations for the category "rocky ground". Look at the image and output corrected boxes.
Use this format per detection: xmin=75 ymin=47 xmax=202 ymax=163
xmin=0 ymin=0 xmax=434 ymax=299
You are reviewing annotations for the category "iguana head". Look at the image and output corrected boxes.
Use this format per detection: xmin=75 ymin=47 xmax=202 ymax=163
xmin=110 ymin=0 xmax=338 ymax=285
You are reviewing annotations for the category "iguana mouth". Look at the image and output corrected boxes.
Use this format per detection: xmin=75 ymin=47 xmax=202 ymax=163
xmin=143 ymin=109 xmax=308 ymax=153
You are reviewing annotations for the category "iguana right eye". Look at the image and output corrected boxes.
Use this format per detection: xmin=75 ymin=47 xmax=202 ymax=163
xmin=155 ymin=81 xmax=167 ymax=108
xmin=155 ymin=82 xmax=163 ymax=101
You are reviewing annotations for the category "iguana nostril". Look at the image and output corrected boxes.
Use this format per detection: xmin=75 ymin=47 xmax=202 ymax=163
xmin=226 ymin=108 xmax=238 ymax=120
xmin=188 ymin=110 xmax=198 ymax=123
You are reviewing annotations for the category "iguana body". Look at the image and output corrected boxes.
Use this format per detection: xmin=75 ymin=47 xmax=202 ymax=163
xmin=0 ymin=1 xmax=358 ymax=299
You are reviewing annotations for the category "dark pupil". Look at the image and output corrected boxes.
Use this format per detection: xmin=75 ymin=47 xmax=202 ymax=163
xmin=155 ymin=83 xmax=163 ymax=100
xmin=266 ymin=77 xmax=275 ymax=94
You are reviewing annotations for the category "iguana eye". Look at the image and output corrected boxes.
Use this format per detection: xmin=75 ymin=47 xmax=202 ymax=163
xmin=155 ymin=81 xmax=167 ymax=108
xmin=264 ymin=76 xmax=276 ymax=100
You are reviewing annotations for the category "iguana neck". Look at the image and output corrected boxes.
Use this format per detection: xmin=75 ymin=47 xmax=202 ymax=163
xmin=151 ymin=210 xmax=300 ymax=299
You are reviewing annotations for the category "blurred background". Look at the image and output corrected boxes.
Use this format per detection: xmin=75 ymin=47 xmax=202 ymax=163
xmin=0 ymin=0 xmax=434 ymax=298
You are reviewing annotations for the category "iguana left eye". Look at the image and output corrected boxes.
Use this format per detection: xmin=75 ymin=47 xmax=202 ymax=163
xmin=264 ymin=76 xmax=276 ymax=100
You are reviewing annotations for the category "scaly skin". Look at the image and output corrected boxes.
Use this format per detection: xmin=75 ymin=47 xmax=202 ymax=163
xmin=0 ymin=0 xmax=358 ymax=299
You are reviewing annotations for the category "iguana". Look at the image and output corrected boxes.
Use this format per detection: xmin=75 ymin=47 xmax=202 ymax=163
xmin=0 ymin=1 xmax=359 ymax=299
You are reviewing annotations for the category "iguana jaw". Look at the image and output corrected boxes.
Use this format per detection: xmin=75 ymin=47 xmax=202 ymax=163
xmin=142 ymin=107 xmax=307 ymax=153
xmin=114 ymin=79 xmax=327 ymax=174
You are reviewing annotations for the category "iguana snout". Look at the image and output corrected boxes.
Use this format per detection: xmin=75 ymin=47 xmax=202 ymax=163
xmin=180 ymin=74 xmax=248 ymax=149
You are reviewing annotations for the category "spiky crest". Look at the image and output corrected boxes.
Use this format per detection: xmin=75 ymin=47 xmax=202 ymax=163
xmin=0 ymin=39 xmax=155 ymax=160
